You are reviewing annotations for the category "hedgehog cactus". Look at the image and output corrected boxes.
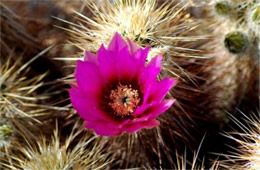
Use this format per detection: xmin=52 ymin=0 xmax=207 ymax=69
xmin=0 ymin=0 xmax=259 ymax=169
xmin=196 ymin=0 xmax=259 ymax=125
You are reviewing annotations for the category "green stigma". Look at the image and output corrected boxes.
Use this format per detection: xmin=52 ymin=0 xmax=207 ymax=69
xmin=224 ymin=31 xmax=249 ymax=54
xmin=215 ymin=1 xmax=232 ymax=16
xmin=0 ymin=124 xmax=13 ymax=138
xmin=252 ymin=6 xmax=260 ymax=24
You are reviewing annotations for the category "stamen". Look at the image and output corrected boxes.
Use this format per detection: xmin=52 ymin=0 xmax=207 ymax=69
xmin=109 ymin=84 xmax=140 ymax=117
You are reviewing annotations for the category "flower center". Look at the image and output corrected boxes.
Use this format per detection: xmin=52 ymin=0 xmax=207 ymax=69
xmin=109 ymin=84 xmax=140 ymax=117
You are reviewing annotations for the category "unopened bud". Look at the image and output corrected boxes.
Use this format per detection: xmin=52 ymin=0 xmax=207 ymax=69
xmin=224 ymin=31 xmax=249 ymax=53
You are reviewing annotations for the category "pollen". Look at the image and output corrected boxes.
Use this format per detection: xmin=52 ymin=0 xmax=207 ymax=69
xmin=109 ymin=84 xmax=140 ymax=117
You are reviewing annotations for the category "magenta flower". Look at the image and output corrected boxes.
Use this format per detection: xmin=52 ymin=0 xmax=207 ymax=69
xmin=69 ymin=33 xmax=177 ymax=136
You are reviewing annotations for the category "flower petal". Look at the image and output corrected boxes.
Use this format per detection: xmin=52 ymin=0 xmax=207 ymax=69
xmin=69 ymin=87 xmax=102 ymax=121
xmin=116 ymin=47 xmax=137 ymax=81
xmin=75 ymin=60 xmax=103 ymax=96
xmin=147 ymin=99 xmax=175 ymax=120
xmin=85 ymin=121 xmax=122 ymax=136
xmin=97 ymin=45 xmax=118 ymax=82
xmin=127 ymin=39 xmax=140 ymax=55
xmin=133 ymin=99 xmax=175 ymax=120
xmin=140 ymin=55 xmax=163 ymax=104
xmin=123 ymin=119 xmax=160 ymax=133
xmin=148 ymin=78 xmax=177 ymax=103
xmin=84 ymin=50 xmax=97 ymax=64
xmin=133 ymin=47 xmax=150 ymax=71
xmin=148 ymin=54 xmax=163 ymax=69
xmin=133 ymin=103 xmax=151 ymax=117
xmin=108 ymin=32 xmax=127 ymax=52
xmin=141 ymin=55 xmax=162 ymax=84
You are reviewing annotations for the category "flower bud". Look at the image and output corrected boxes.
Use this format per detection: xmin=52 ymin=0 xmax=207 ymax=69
xmin=224 ymin=31 xmax=249 ymax=53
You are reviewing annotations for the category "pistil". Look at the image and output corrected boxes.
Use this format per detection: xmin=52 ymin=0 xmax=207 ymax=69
xmin=109 ymin=84 xmax=140 ymax=117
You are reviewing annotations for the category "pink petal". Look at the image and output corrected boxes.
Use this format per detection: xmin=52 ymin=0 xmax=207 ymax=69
xmin=84 ymin=50 xmax=97 ymax=64
xmin=85 ymin=121 xmax=122 ymax=136
xmin=133 ymin=104 xmax=150 ymax=116
xmin=133 ymin=47 xmax=150 ymax=71
xmin=143 ymin=119 xmax=160 ymax=128
xmin=127 ymin=39 xmax=140 ymax=55
xmin=133 ymin=99 xmax=175 ymax=120
xmin=75 ymin=61 xmax=103 ymax=96
xmin=70 ymin=87 xmax=120 ymax=124
xmin=148 ymin=78 xmax=177 ymax=103
xmin=140 ymin=55 xmax=163 ymax=104
xmin=141 ymin=54 xmax=163 ymax=83
xmin=116 ymin=47 xmax=137 ymax=81
xmin=69 ymin=87 xmax=103 ymax=121
xmin=148 ymin=54 xmax=163 ymax=68
xmin=147 ymin=99 xmax=175 ymax=120
xmin=108 ymin=32 xmax=128 ymax=52
xmin=97 ymin=45 xmax=118 ymax=82
xmin=123 ymin=119 xmax=160 ymax=133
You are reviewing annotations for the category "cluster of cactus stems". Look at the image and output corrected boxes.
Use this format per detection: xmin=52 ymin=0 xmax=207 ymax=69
xmin=214 ymin=0 xmax=259 ymax=52
xmin=0 ymin=0 xmax=259 ymax=169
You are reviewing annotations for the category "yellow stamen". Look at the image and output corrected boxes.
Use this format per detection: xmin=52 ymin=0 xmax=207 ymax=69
xmin=109 ymin=84 xmax=140 ymax=117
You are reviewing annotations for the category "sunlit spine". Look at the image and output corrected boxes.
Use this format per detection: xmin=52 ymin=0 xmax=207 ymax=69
xmin=219 ymin=111 xmax=260 ymax=170
xmin=1 ymin=123 xmax=112 ymax=170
